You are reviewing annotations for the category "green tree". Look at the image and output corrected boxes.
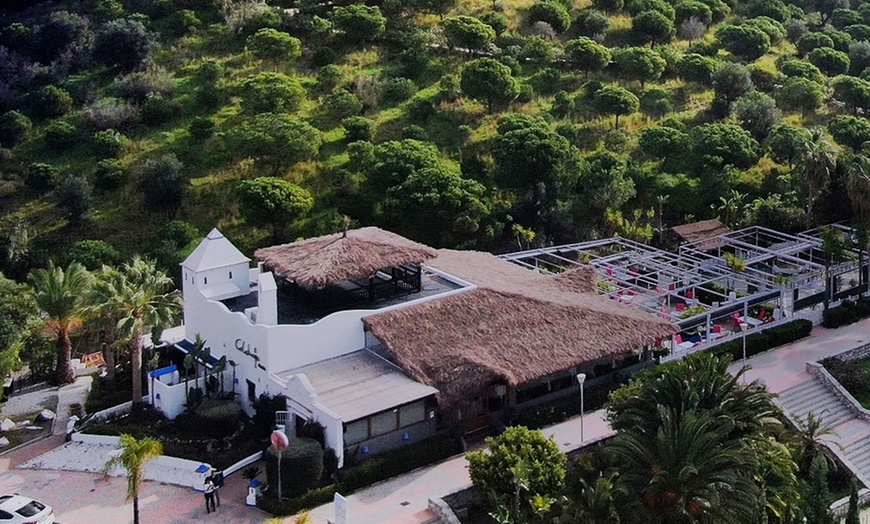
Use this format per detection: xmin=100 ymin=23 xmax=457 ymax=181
xmin=104 ymin=257 xmax=180 ymax=415
xmin=0 ymin=111 xmax=31 ymax=147
xmin=468 ymin=426 xmax=566 ymax=523
xmin=460 ymin=58 xmax=520 ymax=111
xmin=713 ymin=62 xmax=753 ymax=105
xmin=135 ymin=154 xmax=185 ymax=216
xmin=675 ymin=1 xmax=712 ymax=24
xmin=689 ymin=123 xmax=760 ymax=169
xmin=29 ymin=262 xmax=92 ymax=385
xmin=562 ymin=472 xmax=627 ymax=524
xmin=230 ymin=113 xmax=322 ymax=175
xmin=768 ymin=123 xmax=810 ymax=168
xmin=240 ymin=72 xmax=305 ymax=114
xmin=632 ymin=10 xmax=675 ymax=46
xmin=363 ymin=139 xmax=441 ymax=193
xmin=744 ymin=16 xmax=786 ymax=45
xmin=798 ymin=32 xmax=835 ymax=56
xmin=639 ymin=125 xmax=688 ymax=161
xmin=717 ymin=24 xmax=771 ymax=61
xmin=247 ymin=28 xmax=302 ymax=64
xmin=103 ymin=434 xmax=163 ymax=524
xmin=594 ymin=85 xmax=640 ymax=127
xmin=383 ymin=167 xmax=491 ymax=247
xmin=829 ymin=114 xmax=870 ymax=152
xmin=592 ymin=0 xmax=623 ymax=13
xmin=808 ymin=47 xmax=850 ymax=76
xmin=54 ymin=174 xmax=92 ymax=225
xmin=237 ymin=177 xmax=314 ymax=242
xmin=442 ymin=16 xmax=496 ymax=53
xmin=733 ymin=91 xmax=781 ymax=141
xmin=805 ymin=454 xmax=834 ymax=524
xmin=779 ymin=58 xmax=826 ymax=84
xmin=799 ymin=129 xmax=837 ymax=226
xmin=528 ymin=1 xmax=571 ymax=33
xmin=333 ymin=5 xmax=386 ymax=43
xmin=779 ymin=77 xmax=824 ymax=114
xmin=85 ymin=264 xmax=126 ymax=385
xmin=565 ymin=38 xmax=612 ymax=76
xmin=0 ymin=275 xmax=36 ymax=383
xmin=815 ymin=0 xmax=849 ymax=26
xmin=831 ymin=75 xmax=870 ymax=114
xmin=676 ymin=53 xmax=718 ymax=85
xmin=846 ymin=478 xmax=859 ymax=524
xmin=576 ymin=10 xmax=611 ymax=38
xmin=613 ymin=47 xmax=667 ymax=87
xmin=92 ymin=18 xmax=157 ymax=72
xmin=29 ymin=86 xmax=72 ymax=119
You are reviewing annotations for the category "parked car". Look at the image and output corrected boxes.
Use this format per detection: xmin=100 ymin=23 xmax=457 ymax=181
xmin=0 ymin=494 xmax=54 ymax=524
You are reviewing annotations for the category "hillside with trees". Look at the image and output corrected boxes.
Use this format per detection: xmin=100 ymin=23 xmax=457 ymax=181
xmin=1 ymin=0 xmax=870 ymax=280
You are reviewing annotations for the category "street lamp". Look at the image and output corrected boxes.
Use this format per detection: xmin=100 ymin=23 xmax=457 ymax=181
xmin=741 ymin=322 xmax=749 ymax=379
xmin=576 ymin=373 xmax=586 ymax=443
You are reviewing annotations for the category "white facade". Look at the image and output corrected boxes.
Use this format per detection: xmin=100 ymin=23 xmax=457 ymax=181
xmin=168 ymin=229 xmax=464 ymax=467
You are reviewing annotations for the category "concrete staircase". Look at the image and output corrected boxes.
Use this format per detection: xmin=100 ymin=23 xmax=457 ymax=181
xmin=777 ymin=379 xmax=854 ymax=428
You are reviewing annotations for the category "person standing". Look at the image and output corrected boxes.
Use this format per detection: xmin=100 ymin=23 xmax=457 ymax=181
xmin=204 ymin=475 xmax=216 ymax=514
xmin=213 ymin=470 xmax=223 ymax=507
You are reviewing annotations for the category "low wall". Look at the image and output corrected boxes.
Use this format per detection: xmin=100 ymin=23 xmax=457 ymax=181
xmin=223 ymin=451 xmax=263 ymax=477
xmin=823 ymin=341 xmax=870 ymax=363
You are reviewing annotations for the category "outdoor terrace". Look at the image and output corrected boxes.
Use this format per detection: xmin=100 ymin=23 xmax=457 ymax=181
xmin=221 ymin=268 xmax=465 ymax=325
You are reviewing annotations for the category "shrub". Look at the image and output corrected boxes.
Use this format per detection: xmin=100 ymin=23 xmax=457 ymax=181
xmin=168 ymin=9 xmax=201 ymax=35
xmin=0 ymin=111 xmax=32 ymax=147
xmin=822 ymin=298 xmax=870 ymax=328
xmin=135 ymin=153 xmax=185 ymax=213
xmin=112 ymin=67 xmax=176 ymax=103
xmin=381 ymin=77 xmax=417 ymax=106
xmin=43 ymin=121 xmax=78 ymax=150
xmin=141 ymin=92 xmax=182 ymax=126
xmin=240 ymin=72 xmax=305 ymax=114
xmin=66 ymin=240 xmax=121 ymax=269
xmin=342 ymin=116 xmax=374 ymax=142
xmin=85 ymin=98 xmax=140 ymax=131
xmin=257 ymin=484 xmax=337 ymax=516
xmin=28 ymin=86 xmax=73 ymax=119
xmin=92 ymin=129 xmax=128 ymax=158
xmin=575 ymin=10 xmax=609 ymax=38
xmin=54 ymin=174 xmax=91 ymax=224
xmin=711 ymin=319 xmax=813 ymax=361
xmin=162 ymin=220 xmax=200 ymax=248
xmin=338 ymin=434 xmax=456 ymax=491
xmin=188 ymin=117 xmax=214 ymax=140
xmin=178 ymin=400 xmax=242 ymax=438
xmin=93 ymin=18 xmax=157 ymax=72
xmin=264 ymin=438 xmax=323 ymax=498
xmin=322 ymin=90 xmax=363 ymax=122
xmin=528 ymin=1 xmax=571 ymax=34
xmin=24 ymin=163 xmax=59 ymax=191
xmin=93 ymin=159 xmax=126 ymax=192
xmin=764 ymin=319 xmax=812 ymax=347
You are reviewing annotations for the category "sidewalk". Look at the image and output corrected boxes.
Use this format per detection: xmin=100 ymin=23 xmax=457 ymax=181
xmin=302 ymin=317 xmax=870 ymax=524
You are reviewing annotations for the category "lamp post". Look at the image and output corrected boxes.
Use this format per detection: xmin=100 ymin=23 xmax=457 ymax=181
xmin=741 ymin=322 xmax=749 ymax=380
xmin=576 ymin=373 xmax=586 ymax=443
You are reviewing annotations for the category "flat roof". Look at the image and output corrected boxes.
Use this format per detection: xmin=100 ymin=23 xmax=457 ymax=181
xmin=278 ymin=350 xmax=438 ymax=422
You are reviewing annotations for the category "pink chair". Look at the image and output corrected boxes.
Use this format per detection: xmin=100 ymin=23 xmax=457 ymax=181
xmin=676 ymin=303 xmax=685 ymax=312
xmin=686 ymin=289 xmax=695 ymax=299
xmin=713 ymin=325 xmax=722 ymax=334
xmin=675 ymin=334 xmax=683 ymax=344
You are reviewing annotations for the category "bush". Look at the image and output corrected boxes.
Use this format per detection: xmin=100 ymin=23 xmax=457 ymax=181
xmin=342 ymin=116 xmax=374 ymax=142
xmin=338 ymin=434 xmax=456 ymax=492
xmin=264 ymin=438 xmax=323 ymax=498
xmin=92 ymin=129 xmax=128 ymax=158
xmin=823 ymin=298 xmax=870 ymax=328
xmin=66 ymin=239 xmax=122 ymax=269
xmin=764 ymin=319 xmax=813 ymax=347
xmin=93 ymin=18 xmax=157 ymax=72
xmin=188 ymin=117 xmax=214 ymax=140
xmin=528 ymin=1 xmax=571 ymax=33
xmin=24 ymin=163 xmax=59 ymax=192
xmin=94 ymin=159 xmax=126 ymax=192
xmin=112 ymin=67 xmax=176 ymax=103
xmin=54 ymin=174 xmax=91 ymax=224
xmin=178 ymin=400 xmax=242 ymax=438
xmin=0 ymin=111 xmax=31 ymax=147
xmin=28 ymin=86 xmax=73 ymax=119
xmin=85 ymin=98 xmax=141 ymax=131
xmin=711 ymin=319 xmax=813 ymax=361
xmin=141 ymin=92 xmax=182 ymax=126
xmin=575 ymin=10 xmax=609 ymax=38
xmin=380 ymin=77 xmax=417 ymax=106
xmin=162 ymin=220 xmax=200 ymax=248
xmin=44 ymin=121 xmax=78 ymax=150
xmin=257 ymin=484 xmax=337 ymax=516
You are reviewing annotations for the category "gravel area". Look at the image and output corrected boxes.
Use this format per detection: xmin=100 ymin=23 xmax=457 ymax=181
xmin=1 ymin=383 xmax=58 ymax=419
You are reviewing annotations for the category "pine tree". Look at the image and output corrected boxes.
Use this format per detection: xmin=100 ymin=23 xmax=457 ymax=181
xmin=845 ymin=478 xmax=860 ymax=524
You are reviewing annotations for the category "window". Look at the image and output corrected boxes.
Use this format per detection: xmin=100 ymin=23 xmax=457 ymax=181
xmin=204 ymin=277 xmax=208 ymax=285
xmin=229 ymin=271 xmax=233 ymax=279
xmin=15 ymin=500 xmax=44 ymax=517
xmin=370 ymin=410 xmax=398 ymax=437
xmin=247 ymin=380 xmax=256 ymax=402
xmin=184 ymin=272 xmax=187 ymax=281
xmin=0 ymin=509 xmax=12 ymax=519
xmin=399 ymin=401 xmax=425 ymax=427
xmin=344 ymin=420 xmax=368 ymax=444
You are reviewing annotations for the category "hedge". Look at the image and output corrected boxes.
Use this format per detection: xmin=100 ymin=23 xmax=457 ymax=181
xmin=257 ymin=434 xmax=458 ymax=516
xmin=711 ymin=319 xmax=813 ymax=362
xmin=822 ymin=297 xmax=870 ymax=328
xmin=265 ymin=438 xmax=323 ymax=498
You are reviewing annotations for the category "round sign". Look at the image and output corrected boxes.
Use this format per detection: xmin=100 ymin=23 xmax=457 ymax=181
xmin=271 ymin=430 xmax=289 ymax=451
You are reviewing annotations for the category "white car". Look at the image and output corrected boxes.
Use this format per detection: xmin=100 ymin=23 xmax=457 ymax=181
xmin=0 ymin=494 xmax=54 ymax=524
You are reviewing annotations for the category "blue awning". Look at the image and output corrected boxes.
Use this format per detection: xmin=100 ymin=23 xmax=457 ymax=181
xmin=149 ymin=365 xmax=177 ymax=378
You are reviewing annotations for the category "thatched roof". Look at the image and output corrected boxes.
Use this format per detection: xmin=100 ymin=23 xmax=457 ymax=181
xmin=364 ymin=250 xmax=677 ymax=409
xmin=552 ymin=266 xmax=598 ymax=294
xmin=672 ymin=219 xmax=731 ymax=245
xmin=254 ymin=227 xmax=438 ymax=288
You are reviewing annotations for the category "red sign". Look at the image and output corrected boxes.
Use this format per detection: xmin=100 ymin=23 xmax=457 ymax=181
xmin=271 ymin=430 xmax=289 ymax=451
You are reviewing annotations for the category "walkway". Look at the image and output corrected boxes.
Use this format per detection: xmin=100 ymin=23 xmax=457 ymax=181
xmin=303 ymin=318 xmax=870 ymax=524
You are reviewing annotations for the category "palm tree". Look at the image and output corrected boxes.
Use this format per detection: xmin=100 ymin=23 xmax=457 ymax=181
xmin=819 ymin=226 xmax=848 ymax=311
xmin=563 ymin=472 xmax=626 ymax=524
xmin=793 ymin=411 xmax=839 ymax=474
xmin=85 ymin=265 xmax=127 ymax=385
xmin=104 ymin=257 xmax=181 ymax=415
xmin=103 ymin=433 xmax=163 ymax=524
xmin=29 ymin=262 xmax=92 ymax=385
xmin=800 ymin=129 xmax=837 ymax=227
xmin=848 ymin=156 xmax=870 ymax=288
xmin=609 ymin=407 xmax=760 ymax=524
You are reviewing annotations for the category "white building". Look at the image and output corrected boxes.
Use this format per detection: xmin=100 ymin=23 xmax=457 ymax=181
xmin=160 ymin=227 xmax=676 ymax=467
